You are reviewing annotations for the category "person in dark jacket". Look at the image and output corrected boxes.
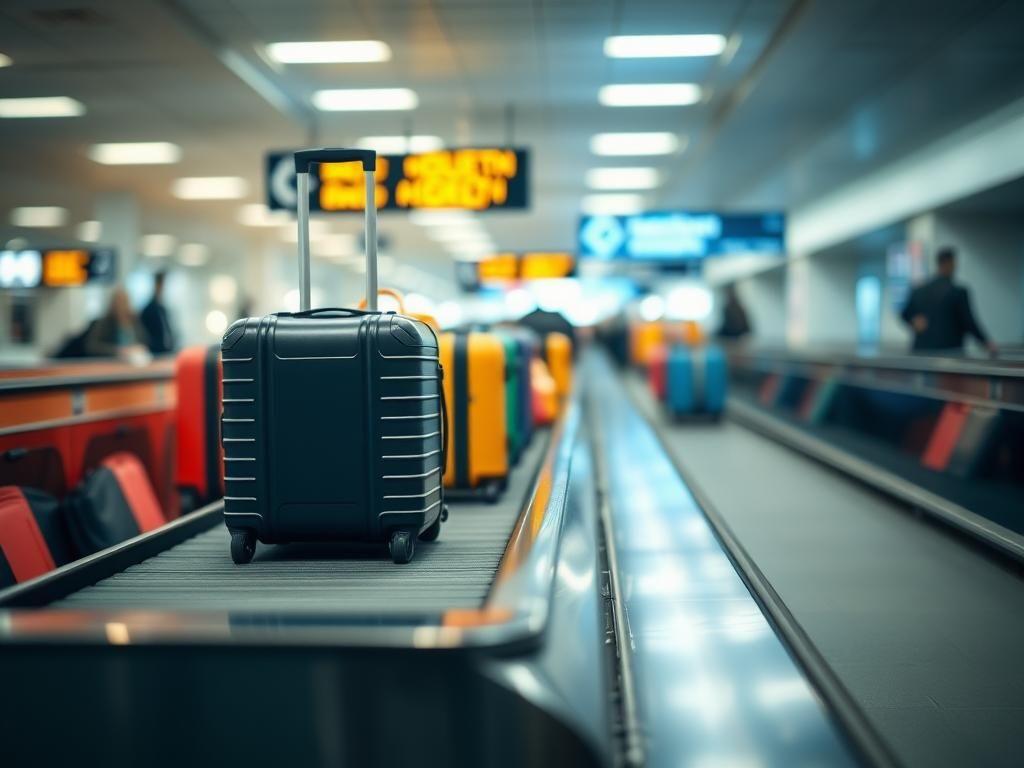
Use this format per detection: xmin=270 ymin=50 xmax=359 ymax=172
xmin=900 ymin=248 xmax=996 ymax=355
xmin=140 ymin=270 xmax=176 ymax=355
xmin=716 ymin=283 xmax=752 ymax=339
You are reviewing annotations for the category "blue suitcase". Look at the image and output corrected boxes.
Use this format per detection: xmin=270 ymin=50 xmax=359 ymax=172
xmin=666 ymin=345 xmax=728 ymax=418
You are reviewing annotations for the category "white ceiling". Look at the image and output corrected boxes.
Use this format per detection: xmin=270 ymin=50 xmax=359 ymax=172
xmin=0 ymin=0 xmax=1022 ymax=281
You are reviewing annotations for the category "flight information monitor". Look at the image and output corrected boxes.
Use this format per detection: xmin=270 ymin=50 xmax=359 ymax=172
xmin=0 ymin=248 xmax=116 ymax=289
xmin=266 ymin=148 xmax=529 ymax=213
xmin=578 ymin=212 xmax=785 ymax=263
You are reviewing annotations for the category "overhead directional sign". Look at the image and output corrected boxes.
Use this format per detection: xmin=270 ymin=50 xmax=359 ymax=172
xmin=266 ymin=148 xmax=530 ymax=213
xmin=0 ymin=248 xmax=116 ymax=289
xmin=579 ymin=212 xmax=785 ymax=263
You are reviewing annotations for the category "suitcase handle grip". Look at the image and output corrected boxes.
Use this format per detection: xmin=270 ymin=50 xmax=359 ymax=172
xmin=294 ymin=148 xmax=376 ymax=174
xmin=293 ymin=147 xmax=378 ymax=315
xmin=281 ymin=307 xmax=379 ymax=318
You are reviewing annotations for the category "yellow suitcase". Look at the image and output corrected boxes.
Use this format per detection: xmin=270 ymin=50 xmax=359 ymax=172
xmin=440 ymin=331 xmax=509 ymax=501
xmin=543 ymin=332 xmax=573 ymax=404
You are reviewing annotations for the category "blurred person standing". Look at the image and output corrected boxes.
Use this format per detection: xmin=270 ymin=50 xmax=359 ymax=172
xmin=900 ymin=247 xmax=996 ymax=356
xmin=140 ymin=270 xmax=176 ymax=355
xmin=83 ymin=287 xmax=150 ymax=360
xmin=716 ymin=283 xmax=752 ymax=340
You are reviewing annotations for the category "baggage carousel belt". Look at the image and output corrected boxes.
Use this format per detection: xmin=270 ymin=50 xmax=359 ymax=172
xmin=55 ymin=432 xmax=549 ymax=615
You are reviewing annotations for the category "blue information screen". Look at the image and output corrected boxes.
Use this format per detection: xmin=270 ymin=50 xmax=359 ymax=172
xmin=578 ymin=212 xmax=785 ymax=262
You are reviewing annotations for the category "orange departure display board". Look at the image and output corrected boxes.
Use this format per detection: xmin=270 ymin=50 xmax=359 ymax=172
xmin=266 ymin=148 xmax=529 ymax=212
xmin=457 ymin=252 xmax=576 ymax=291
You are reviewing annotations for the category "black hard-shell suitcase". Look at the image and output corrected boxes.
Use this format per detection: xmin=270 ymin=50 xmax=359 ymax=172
xmin=221 ymin=148 xmax=447 ymax=565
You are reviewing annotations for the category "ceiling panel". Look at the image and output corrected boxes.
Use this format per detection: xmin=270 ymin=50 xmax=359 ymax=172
xmin=0 ymin=0 xmax=1022 ymax=277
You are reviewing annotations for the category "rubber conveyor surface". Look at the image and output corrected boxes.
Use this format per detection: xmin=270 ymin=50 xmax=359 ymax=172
xmin=626 ymin=374 xmax=1024 ymax=768
xmin=55 ymin=432 xmax=548 ymax=614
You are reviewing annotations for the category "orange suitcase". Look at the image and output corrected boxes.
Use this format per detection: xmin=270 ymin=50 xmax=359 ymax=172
xmin=440 ymin=331 xmax=509 ymax=501
xmin=530 ymin=357 xmax=559 ymax=426
xmin=630 ymin=321 xmax=664 ymax=367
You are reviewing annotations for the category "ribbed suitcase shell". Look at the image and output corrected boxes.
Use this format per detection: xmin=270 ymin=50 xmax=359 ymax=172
xmin=220 ymin=312 xmax=444 ymax=546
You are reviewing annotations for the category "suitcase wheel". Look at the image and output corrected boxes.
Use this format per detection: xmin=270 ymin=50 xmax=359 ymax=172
xmin=419 ymin=517 xmax=442 ymax=543
xmin=230 ymin=530 xmax=256 ymax=565
xmin=389 ymin=530 xmax=415 ymax=564
xmin=441 ymin=503 xmax=449 ymax=522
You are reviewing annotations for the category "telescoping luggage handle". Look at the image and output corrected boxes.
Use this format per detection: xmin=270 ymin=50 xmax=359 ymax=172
xmin=293 ymin=148 xmax=378 ymax=313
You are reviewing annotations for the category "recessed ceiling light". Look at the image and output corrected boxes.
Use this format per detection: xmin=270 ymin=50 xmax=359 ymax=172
xmin=356 ymin=135 xmax=444 ymax=154
xmin=178 ymin=243 xmax=210 ymax=267
xmin=409 ymin=210 xmax=477 ymax=227
xmin=590 ymin=132 xmax=683 ymax=156
xmin=0 ymin=96 xmax=84 ymax=118
xmin=280 ymin=220 xmax=331 ymax=242
xmin=10 ymin=207 xmax=67 ymax=227
xmin=427 ymin=226 xmax=490 ymax=243
xmin=238 ymin=203 xmax=291 ymax=227
xmin=76 ymin=220 xmax=102 ymax=242
xmin=581 ymin=194 xmax=646 ymax=215
xmin=172 ymin=177 xmax=248 ymax=200
xmin=140 ymin=234 xmax=177 ymax=257
xmin=266 ymin=41 xmax=391 ymax=64
xmin=0 ymin=53 xmax=12 ymax=68
xmin=209 ymin=274 xmax=238 ymax=304
xmin=598 ymin=84 xmax=701 ymax=107
xmin=604 ymin=34 xmax=727 ymax=58
xmin=586 ymin=167 xmax=660 ymax=190
xmin=312 ymin=234 xmax=358 ymax=257
xmin=89 ymin=142 xmax=181 ymax=165
xmin=312 ymin=88 xmax=418 ymax=111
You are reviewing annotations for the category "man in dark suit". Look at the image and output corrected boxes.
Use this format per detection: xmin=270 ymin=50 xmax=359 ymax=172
xmin=900 ymin=248 xmax=996 ymax=355
xmin=140 ymin=270 xmax=176 ymax=355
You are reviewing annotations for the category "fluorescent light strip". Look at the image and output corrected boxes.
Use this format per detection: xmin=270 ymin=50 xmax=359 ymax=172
xmin=427 ymin=227 xmax=491 ymax=243
xmin=0 ymin=97 xmax=84 ymax=118
xmin=238 ymin=203 xmax=291 ymax=227
xmin=313 ymin=234 xmax=358 ymax=255
xmin=280 ymin=220 xmax=332 ymax=242
xmin=10 ymin=207 xmax=67 ymax=227
xmin=586 ymin=167 xmax=660 ymax=190
xmin=0 ymin=53 xmax=12 ymax=68
xmin=178 ymin=243 xmax=210 ymax=266
xmin=267 ymin=41 xmax=391 ymax=64
xmin=172 ymin=177 xmax=248 ymax=200
xmin=312 ymin=88 xmax=418 ymax=111
xmin=409 ymin=210 xmax=477 ymax=227
xmin=581 ymin=194 xmax=645 ymax=215
xmin=590 ymin=132 xmax=683 ymax=156
xmin=447 ymin=243 xmax=495 ymax=256
xmin=76 ymin=220 xmax=102 ymax=242
xmin=604 ymin=34 xmax=726 ymax=59
xmin=89 ymin=142 xmax=181 ymax=165
xmin=598 ymin=84 xmax=701 ymax=107
xmin=356 ymin=135 xmax=444 ymax=154
xmin=140 ymin=234 xmax=177 ymax=257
